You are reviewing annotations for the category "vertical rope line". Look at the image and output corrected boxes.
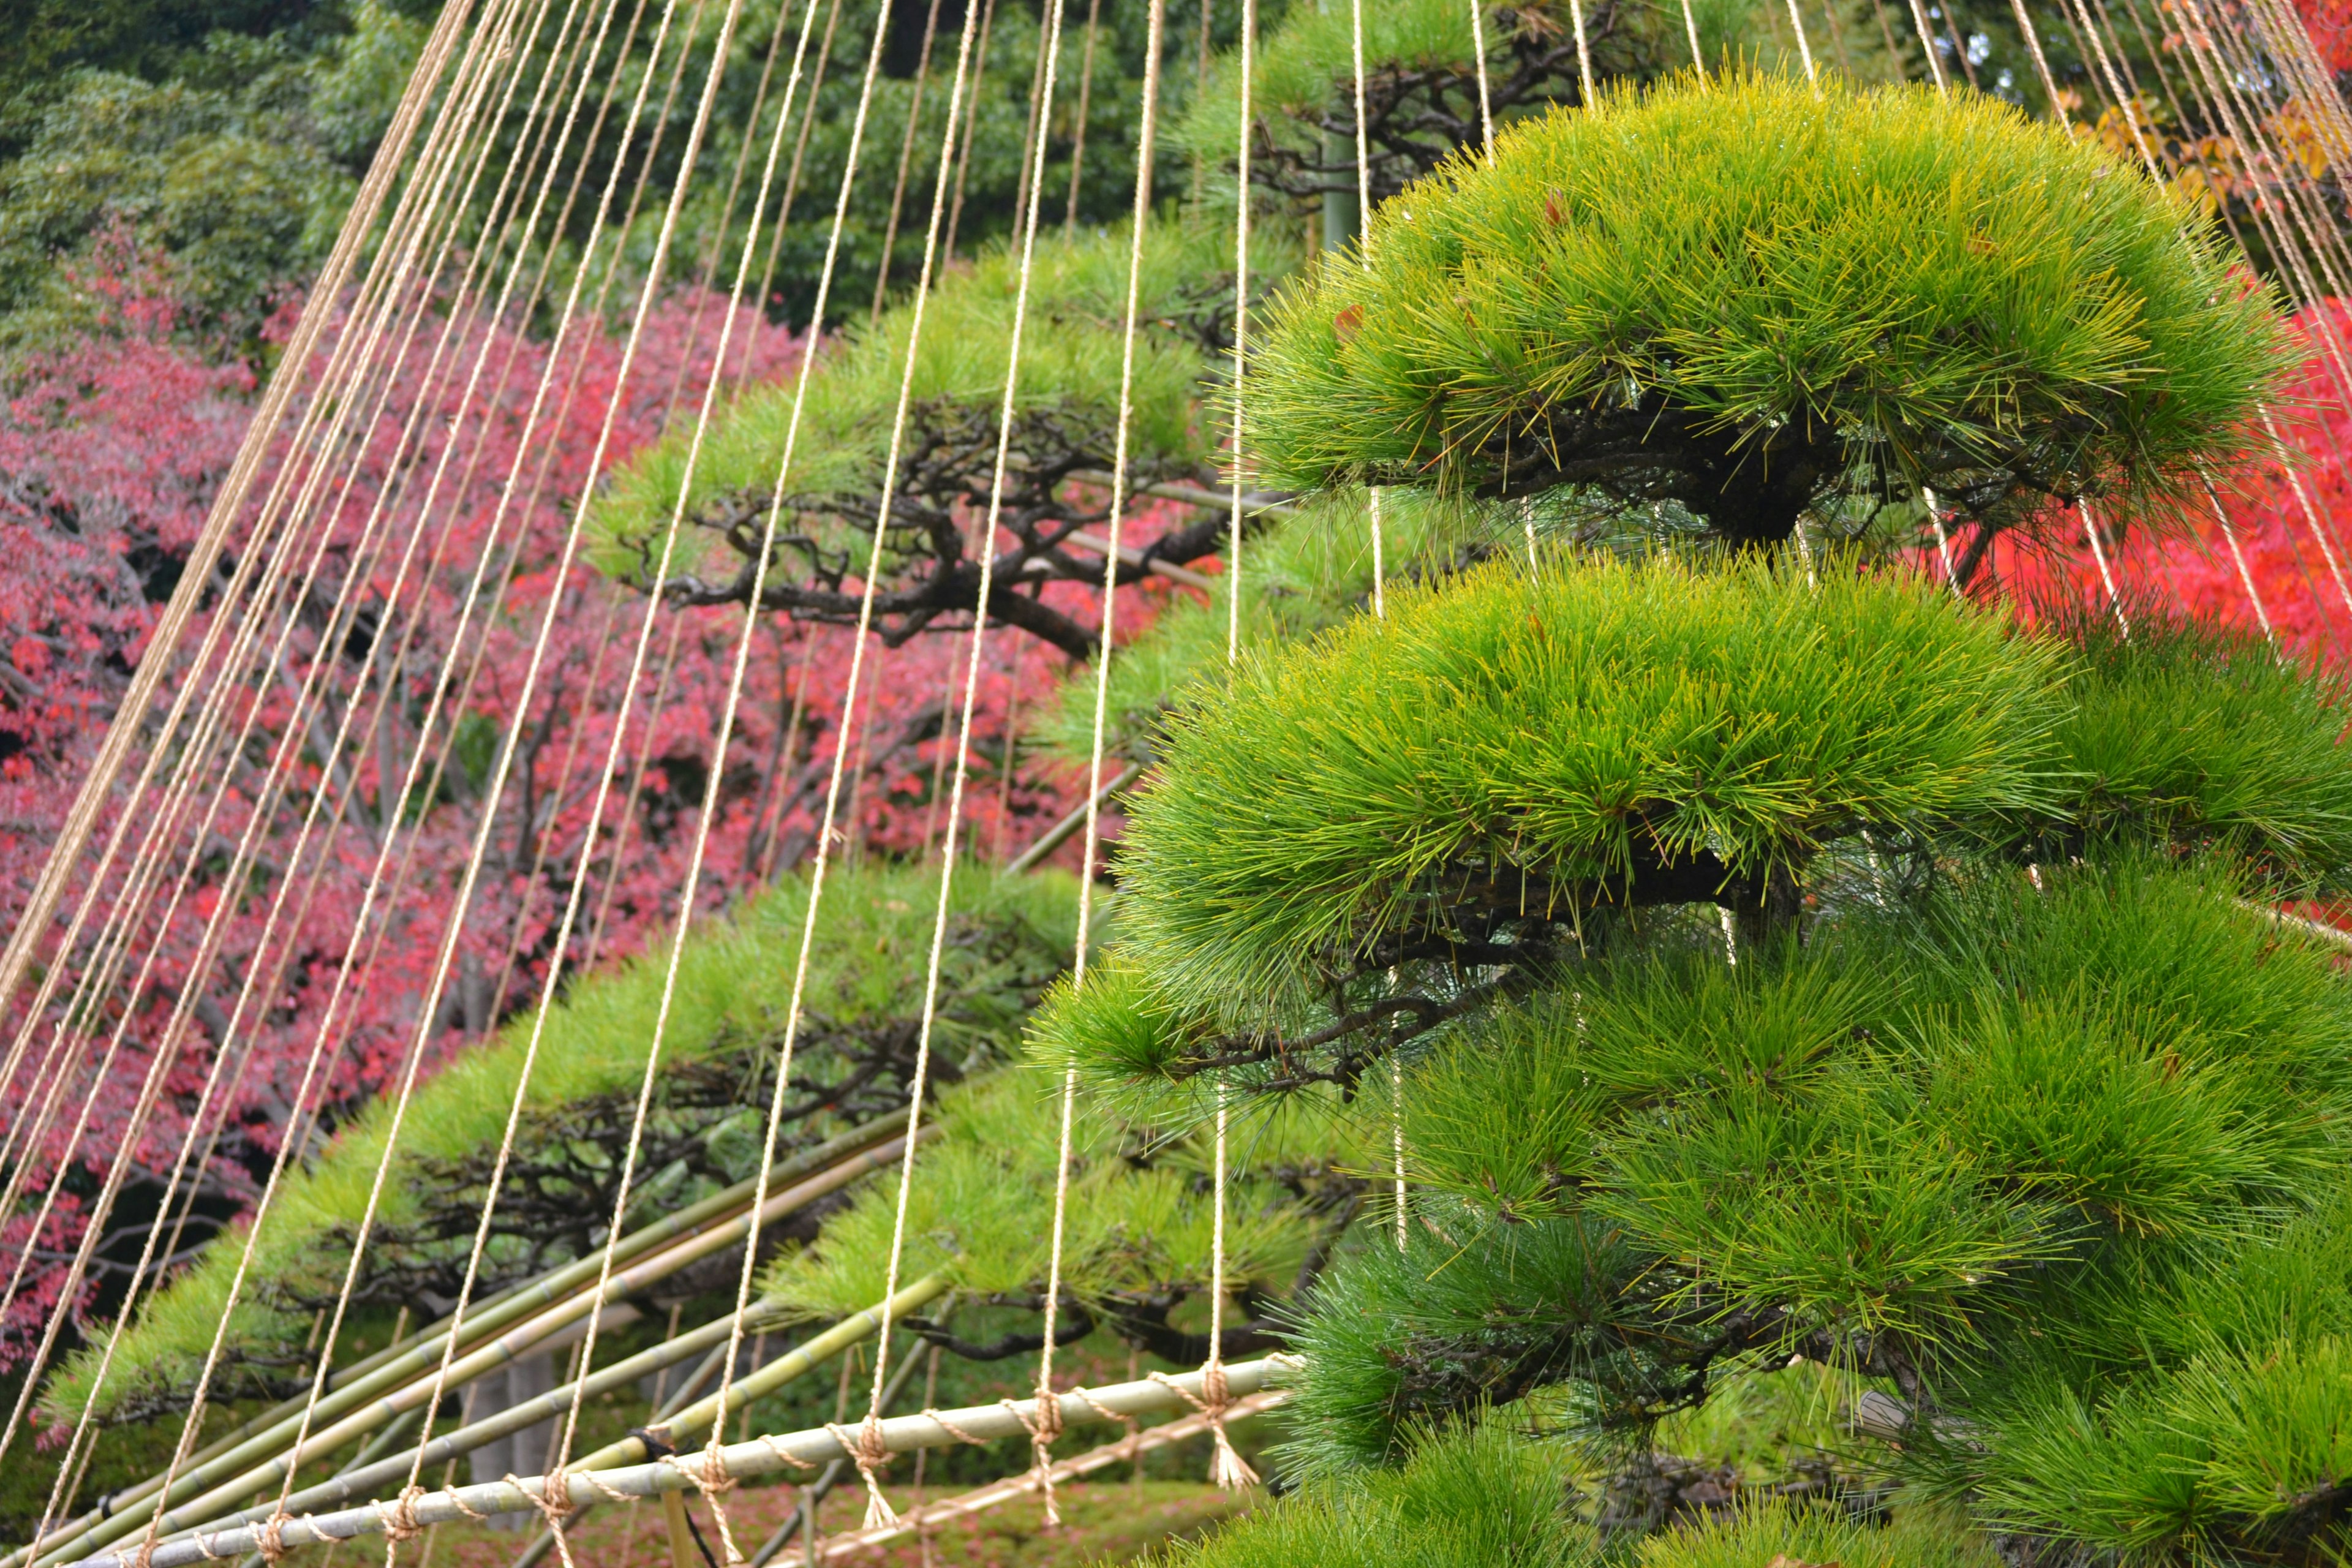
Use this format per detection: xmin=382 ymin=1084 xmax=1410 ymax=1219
xmin=2013 ymin=0 xmax=2070 ymax=129
xmin=0 ymin=0 xmax=477 ymax=1056
xmin=2168 ymin=42 xmax=2352 ymax=485
xmin=0 ymin=0 xmax=584 ymax=1209
xmin=1227 ymin=0 xmax=1250 ymax=671
xmin=2247 ymin=0 xmax=2352 ymax=178
xmin=0 ymin=0 xmax=508 ymax=1087
xmin=61 ymin=0 xmax=528 ymax=1526
xmin=1819 ymin=0 xmax=1855 ymax=77
xmin=116 ymin=0 xmax=701 ymax=1542
xmin=668 ymin=0 xmax=803 ymax=411
xmin=943 ymin=0 xmax=1001 ymax=264
xmin=602 ymin=0 xmax=992 ymax=1536
xmin=1682 ymin=0 xmax=1707 ymax=77
xmin=2081 ymin=502 xmax=2131 ymax=633
xmin=382 ymin=0 xmax=839 ymax=1536
xmin=524 ymin=0 xmax=922 ymax=1547
xmin=1468 ymin=0 xmax=1494 ymax=157
xmin=1197 ymin=0 xmax=1258 ymax=1491
xmin=2205 ymin=470 xmax=2280 ymax=646
xmin=1191 ymin=0 xmax=1216 ymax=203
xmin=2190 ymin=7 xmax=2352 ymax=343
xmin=10 ymin=383 xmax=486 ymax=1523
xmin=2090 ymin=1 xmax=2335 ymax=645
xmin=1341 ymin=0 xmax=1401 ymax=1250
xmin=2261 ymin=407 xmax=2352 ymax=626
xmin=1785 ymin=0 xmax=1819 ymax=81
xmin=213 ymin=0 xmax=617 ymax=1518
xmin=1012 ymin=13 xmax=1055 ymax=239
xmin=1033 ymin=0 xmax=1168 ymax=1527
xmin=0 ymin=0 xmax=545 ymax=1446
xmin=0 ymin=0 xmax=497 ymax=1139
xmin=739 ymin=0 xmax=842 ymax=379
xmin=856 ymin=0 xmax=1072 ymax=1529
xmin=1903 ymin=0 xmax=1946 ymax=91
xmin=582 ymin=616 xmax=693 ymax=968
xmin=1567 ymin=0 xmax=1596 ymax=103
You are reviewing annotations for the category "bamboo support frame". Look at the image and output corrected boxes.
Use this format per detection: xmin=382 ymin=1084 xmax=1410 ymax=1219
xmin=80 ymin=1360 xmax=1293 ymax=1568
xmin=29 ymin=1123 xmax=924 ymax=1568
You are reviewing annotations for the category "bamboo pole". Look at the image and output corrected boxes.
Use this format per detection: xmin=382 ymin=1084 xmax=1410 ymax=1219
xmin=153 ymin=1303 xmax=792 ymax=1548
xmin=17 ymin=1115 xmax=908 ymax=1568
xmin=816 ymin=1388 xmax=1286 ymax=1558
xmin=86 ymin=1359 xmax=1295 ymax=1568
xmin=36 ymin=1126 xmax=927 ymax=1568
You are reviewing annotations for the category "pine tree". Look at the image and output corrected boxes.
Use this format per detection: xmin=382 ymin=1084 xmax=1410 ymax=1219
xmin=1036 ymin=74 xmax=2352 ymax=1562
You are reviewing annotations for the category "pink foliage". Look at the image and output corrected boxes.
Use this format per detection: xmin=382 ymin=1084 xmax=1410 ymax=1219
xmin=0 ymin=248 xmax=1164 ymax=1372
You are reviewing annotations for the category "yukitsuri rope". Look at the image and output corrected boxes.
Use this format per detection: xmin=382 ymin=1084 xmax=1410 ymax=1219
xmin=0 ymin=0 xmax=473 ymax=1060
xmin=1190 ymin=0 xmax=1261 ymax=1496
xmin=1179 ymin=1080 xmax=1259 ymax=1494
xmin=1903 ymin=0 xmax=1946 ymax=89
xmin=1226 ymin=0 xmax=1254 ymax=667
xmin=2261 ymin=408 xmax=2352 ymax=624
xmin=0 ymin=0 xmax=547 ymax=1472
xmin=1568 ymin=0 xmax=1596 ymax=102
xmin=61 ymin=1 xmax=654 ymax=1468
xmin=633 ymin=0 xmax=1009 ymax=1550
xmin=2007 ymin=0 xmax=2285 ymax=649
xmin=1783 ymin=0 xmax=1819 ymax=81
xmin=0 ymin=0 xmax=526 ymax=1280
xmin=1341 ymin=0 xmax=1409 ymax=1251
xmin=118 ymin=0 xmax=707 ymax=1549
xmin=625 ymin=0 xmax=1006 ymax=1542
xmin=851 ymin=0 xmax=1076 ymax=1532
xmin=873 ymin=0 xmax=948 ymax=317
xmin=1467 ymin=0 xmax=1494 ymax=157
xmin=1030 ymin=0 xmax=1172 ymax=1526
xmin=89 ymin=12 xmax=538 ymax=1546
xmin=224 ymin=0 xmax=668 ymax=1542
xmin=0 ymin=0 xmax=511 ymax=1138
xmin=2081 ymin=503 xmax=2132 ymax=635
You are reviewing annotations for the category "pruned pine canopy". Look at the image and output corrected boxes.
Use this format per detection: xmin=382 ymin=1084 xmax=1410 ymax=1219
xmin=1038 ymin=552 xmax=2352 ymax=1556
xmin=589 ymin=224 xmax=1272 ymax=658
xmin=1028 ymin=67 xmax=2352 ymax=1563
xmin=1248 ymin=73 xmax=2289 ymax=552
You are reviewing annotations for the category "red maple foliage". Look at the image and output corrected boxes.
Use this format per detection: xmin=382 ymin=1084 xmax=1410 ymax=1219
xmin=1998 ymin=299 xmax=2352 ymax=666
xmin=0 ymin=243 xmax=1170 ymax=1376
xmin=2296 ymin=0 xmax=2352 ymax=74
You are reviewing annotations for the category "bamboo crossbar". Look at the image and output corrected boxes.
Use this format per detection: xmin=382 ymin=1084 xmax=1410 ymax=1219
xmin=81 ymin=1359 xmax=1294 ymax=1568
xmin=146 ymin=1301 xmax=791 ymax=1550
xmin=32 ymin=1124 xmax=924 ymax=1568
xmin=815 ymin=1387 xmax=1288 ymax=1559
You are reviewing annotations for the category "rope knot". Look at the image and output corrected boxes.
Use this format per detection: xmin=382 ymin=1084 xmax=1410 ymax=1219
xmin=1000 ymin=1390 xmax=1068 ymax=1526
xmin=253 ymin=1511 xmax=292 ymax=1567
xmin=1149 ymin=1365 xmax=1258 ymax=1492
xmin=504 ymin=1471 xmax=578 ymax=1568
xmin=380 ymin=1485 xmax=429 ymax=1545
xmin=825 ymin=1417 xmax=899 ymax=1530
